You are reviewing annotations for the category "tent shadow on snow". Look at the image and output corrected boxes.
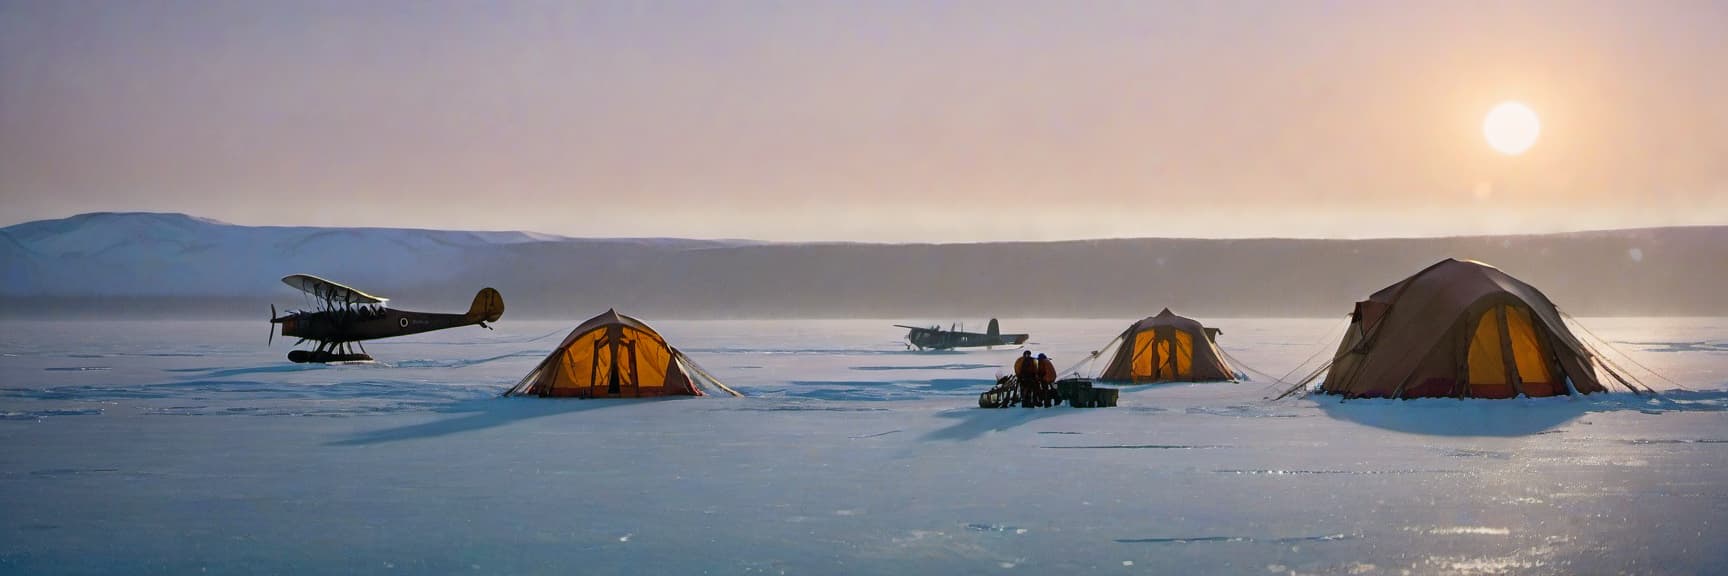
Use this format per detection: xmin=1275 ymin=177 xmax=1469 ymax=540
xmin=922 ymin=407 xmax=1069 ymax=442
xmin=328 ymin=397 xmax=643 ymax=446
xmin=1312 ymin=389 xmax=1728 ymax=437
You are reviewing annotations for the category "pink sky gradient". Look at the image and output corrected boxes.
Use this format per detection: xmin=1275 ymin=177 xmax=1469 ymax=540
xmin=2 ymin=1 xmax=1723 ymax=241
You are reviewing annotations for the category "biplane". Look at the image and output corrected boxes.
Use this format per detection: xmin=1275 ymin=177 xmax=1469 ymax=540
xmin=269 ymin=274 xmax=505 ymax=363
xmin=895 ymin=318 xmax=1029 ymax=351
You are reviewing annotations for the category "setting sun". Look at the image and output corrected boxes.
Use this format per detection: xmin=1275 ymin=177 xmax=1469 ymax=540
xmin=1484 ymin=101 xmax=1541 ymax=155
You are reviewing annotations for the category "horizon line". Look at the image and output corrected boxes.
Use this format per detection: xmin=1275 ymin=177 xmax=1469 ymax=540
xmin=4 ymin=210 xmax=1725 ymax=246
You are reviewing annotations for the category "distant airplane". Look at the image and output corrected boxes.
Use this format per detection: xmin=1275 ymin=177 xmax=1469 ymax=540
xmin=895 ymin=318 xmax=1029 ymax=351
xmin=269 ymin=274 xmax=503 ymax=363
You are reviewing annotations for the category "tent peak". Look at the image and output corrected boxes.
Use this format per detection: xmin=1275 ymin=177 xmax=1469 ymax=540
xmin=1440 ymin=257 xmax=1497 ymax=269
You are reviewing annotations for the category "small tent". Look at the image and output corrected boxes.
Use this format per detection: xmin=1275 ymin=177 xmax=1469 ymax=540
xmin=1321 ymin=259 xmax=1604 ymax=399
xmin=506 ymin=309 xmax=738 ymax=398
xmin=1098 ymin=309 xmax=1238 ymax=383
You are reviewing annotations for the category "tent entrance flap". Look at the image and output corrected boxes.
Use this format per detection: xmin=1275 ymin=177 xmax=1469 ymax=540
xmin=1155 ymin=338 xmax=1172 ymax=380
xmin=1507 ymin=306 xmax=1558 ymax=396
xmin=1467 ymin=303 xmax=1558 ymax=399
xmin=1131 ymin=331 xmax=1155 ymax=380
xmin=1467 ymin=305 xmax=1513 ymax=398
xmin=1175 ymin=330 xmax=1193 ymax=378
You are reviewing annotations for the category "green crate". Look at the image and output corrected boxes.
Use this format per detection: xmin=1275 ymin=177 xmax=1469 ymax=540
xmin=1056 ymin=379 xmax=1092 ymax=403
xmin=1069 ymin=389 xmax=1095 ymax=408
xmin=1095 ymin=388 xmax=1118 ymax=407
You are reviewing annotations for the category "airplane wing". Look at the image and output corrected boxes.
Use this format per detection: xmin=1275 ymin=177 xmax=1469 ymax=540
xmin=281 ymin=274 xmax=389 ymax=305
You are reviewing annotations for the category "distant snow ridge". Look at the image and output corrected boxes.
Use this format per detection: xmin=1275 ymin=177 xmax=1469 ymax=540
xmin=0 ymin=212 xmax=561 ymax=298
xmin=0 ymin=212 xmax=753 ymax=302
xmin=4 ymin=211 xmax=1725 ymax=317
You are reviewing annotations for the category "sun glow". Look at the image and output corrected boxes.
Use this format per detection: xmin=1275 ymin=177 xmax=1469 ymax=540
xmin=1484 ymin=101 xmax=1540 ymax=155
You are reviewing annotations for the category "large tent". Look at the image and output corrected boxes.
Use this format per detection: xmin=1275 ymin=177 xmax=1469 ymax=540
xmin=506 ymin=309 xmax=739 ymax=398
xmin=1320 ymin=259 xmax=1605 ymax=399
xmin=1098 ymin=309 xmax=1238 ymax=383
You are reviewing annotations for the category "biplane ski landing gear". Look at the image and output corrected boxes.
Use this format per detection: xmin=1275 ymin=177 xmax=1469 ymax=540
xmin=287 ymin=341 xmax=373 ymax=364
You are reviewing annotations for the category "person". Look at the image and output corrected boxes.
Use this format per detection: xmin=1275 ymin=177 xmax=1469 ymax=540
xmin=1013 ymin=351 xmax=1034 ymax=375
xmin=1013 ymin=351 xmax=1038 ymax=408
xmin=1037 ymin=353 xmax=1058 ymax=407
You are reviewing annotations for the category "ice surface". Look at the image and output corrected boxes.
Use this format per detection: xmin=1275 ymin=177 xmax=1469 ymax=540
xmin=1 ymin=318 xmax=1724 ymax=574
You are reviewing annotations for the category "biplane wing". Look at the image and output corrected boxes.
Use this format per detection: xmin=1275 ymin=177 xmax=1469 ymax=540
xmin=281 ymin=274 xmax=389 ymax=305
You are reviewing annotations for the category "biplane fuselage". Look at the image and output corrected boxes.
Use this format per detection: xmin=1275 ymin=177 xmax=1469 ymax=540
xmin=270 ymin=274 xmax=504 ymax=363
xmin=275 ymin=307 xmax=491 ymax=343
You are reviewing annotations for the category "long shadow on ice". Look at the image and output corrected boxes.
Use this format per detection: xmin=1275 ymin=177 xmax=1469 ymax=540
xmin=681 ymin=347 xmax=970 ymax=357
xmin=164 ymin=364 xmax=325 ymax=378
xmin=1313 ymin=389 xmax=1728 ymax=437
xmin=327 ymin=397 xmax=642 ymax=446
xmin=163 ymin=351 xmax=542 ymax=378
xmin=1619 ymin=340 xmax=1728 ymax=353
xmin=778 ymin=378 xmax=990 ymax=401
xmin=922 ymin=406 xmax=1068 ymax=442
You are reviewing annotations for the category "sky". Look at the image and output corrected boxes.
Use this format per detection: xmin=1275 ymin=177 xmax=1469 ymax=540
xmin=1 ymin=0 xmax=1724 ymax=242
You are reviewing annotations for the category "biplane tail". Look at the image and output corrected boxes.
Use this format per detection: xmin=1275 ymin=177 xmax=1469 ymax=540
xmin=465 ymin=287 xmax=506 ymax=324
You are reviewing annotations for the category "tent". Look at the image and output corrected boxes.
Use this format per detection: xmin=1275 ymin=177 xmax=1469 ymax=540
xmin=505 ymin=309 xmax=739 ymax=398
xmin=1320 ymin=259 xmax=1605 ymax=399
xmin=1097 ymin=309 xmax=1238 ymax=383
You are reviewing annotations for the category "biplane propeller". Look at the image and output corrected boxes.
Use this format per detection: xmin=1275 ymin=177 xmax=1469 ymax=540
xmin=268 ymin=274 xmax=505 ymax=363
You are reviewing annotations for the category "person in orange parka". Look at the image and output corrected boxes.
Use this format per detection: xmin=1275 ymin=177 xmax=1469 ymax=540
xmin=1013 ymin=351 xmax=1038 ymax=408
xmin=1036 ymin=353 xmax=1058 ymax=407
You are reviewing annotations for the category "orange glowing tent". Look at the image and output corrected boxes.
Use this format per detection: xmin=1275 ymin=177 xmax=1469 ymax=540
xmin=506 ymin=309 xmax=738 ymax=398
xmin=1097 ymin=309 xmax=1238 ymax=383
